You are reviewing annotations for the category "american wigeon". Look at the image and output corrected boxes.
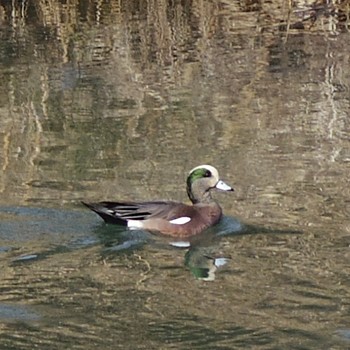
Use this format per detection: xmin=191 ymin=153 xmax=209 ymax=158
xmin=82 ymin=165 xmax=233 ymax=237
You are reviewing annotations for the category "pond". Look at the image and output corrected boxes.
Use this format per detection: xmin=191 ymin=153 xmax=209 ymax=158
xmin=0 ymin=0 xmax=349 ymax=348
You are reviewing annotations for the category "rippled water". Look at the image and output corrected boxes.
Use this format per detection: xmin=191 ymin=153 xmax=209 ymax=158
xmin=0 ymin=0 xmax=350 ymax=349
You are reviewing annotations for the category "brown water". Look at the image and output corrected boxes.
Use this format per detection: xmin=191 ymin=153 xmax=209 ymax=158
xmin=0 ymin=0 xmax=350 ymax=349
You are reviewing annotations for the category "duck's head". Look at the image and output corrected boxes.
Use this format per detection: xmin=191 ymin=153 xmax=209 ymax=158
xmin=186 ymin=165 xmax=234 ymax=204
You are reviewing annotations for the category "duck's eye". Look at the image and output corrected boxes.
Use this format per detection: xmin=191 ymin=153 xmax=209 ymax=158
xmin=204 ymin=170 xmax=212 ymax=177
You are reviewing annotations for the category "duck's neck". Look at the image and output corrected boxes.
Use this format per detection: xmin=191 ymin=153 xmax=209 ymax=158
xmin=187 ymin=185 xmax=213 ymax=204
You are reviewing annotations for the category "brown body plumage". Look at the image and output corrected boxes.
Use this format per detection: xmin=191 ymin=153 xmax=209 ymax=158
xmin=82 ymin=165 xmax=234 ymax=237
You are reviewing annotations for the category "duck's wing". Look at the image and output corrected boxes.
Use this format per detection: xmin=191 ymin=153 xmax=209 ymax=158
xmin=82 ymin=200 xmax=190 ymax=225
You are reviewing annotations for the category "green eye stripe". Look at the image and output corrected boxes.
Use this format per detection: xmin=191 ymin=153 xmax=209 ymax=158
xmin=187 ymin=168 xmax=210 ymax=187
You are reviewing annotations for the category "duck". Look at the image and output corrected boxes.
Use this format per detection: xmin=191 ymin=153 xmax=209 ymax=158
xmin=82 ymin=165 xmax=234 ymax=237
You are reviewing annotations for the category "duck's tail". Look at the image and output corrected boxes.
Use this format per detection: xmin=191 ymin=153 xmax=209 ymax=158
xmin=81 ymin=201 xmax=128 ymax=225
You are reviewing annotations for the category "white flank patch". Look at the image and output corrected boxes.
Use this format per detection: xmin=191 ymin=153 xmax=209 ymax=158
xmin=169 ymin=216 xmax=191 ymax=225
xmin=169 ymin=241 xmax=191 ymax=248
xmin=127 ymin=220 xmax=144 ymax=229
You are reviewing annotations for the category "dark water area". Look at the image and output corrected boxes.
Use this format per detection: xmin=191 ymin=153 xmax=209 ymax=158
xmin=0 ymin=0 xmax=350 ymax=349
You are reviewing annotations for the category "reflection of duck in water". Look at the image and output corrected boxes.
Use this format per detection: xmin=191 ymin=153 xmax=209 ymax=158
xmin=176 ymin=218 xmax=242 ymax=281
xmin=185 ymin=247 xmax=230 ymax=281
xmin=83 ymin=165 xmax=233 ymax=237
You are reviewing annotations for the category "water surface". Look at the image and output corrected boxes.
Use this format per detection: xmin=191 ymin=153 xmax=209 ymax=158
xmin=0 ymin=0 xmax=349 ymax=348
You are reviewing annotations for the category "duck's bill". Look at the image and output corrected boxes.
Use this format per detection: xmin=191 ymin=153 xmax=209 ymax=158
xmin=215 ymin=180 xmax=234 ymax=191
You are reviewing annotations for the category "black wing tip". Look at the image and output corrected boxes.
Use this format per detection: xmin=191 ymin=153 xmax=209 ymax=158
xmin=81 ymin=201 xmax=127 ymax=226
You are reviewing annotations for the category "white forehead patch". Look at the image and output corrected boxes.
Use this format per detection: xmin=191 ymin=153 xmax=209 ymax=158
xmin=169 ymin=217 xmax=191 ymax=225
xmin=189 ymin=164 xmax=219 ymax=179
